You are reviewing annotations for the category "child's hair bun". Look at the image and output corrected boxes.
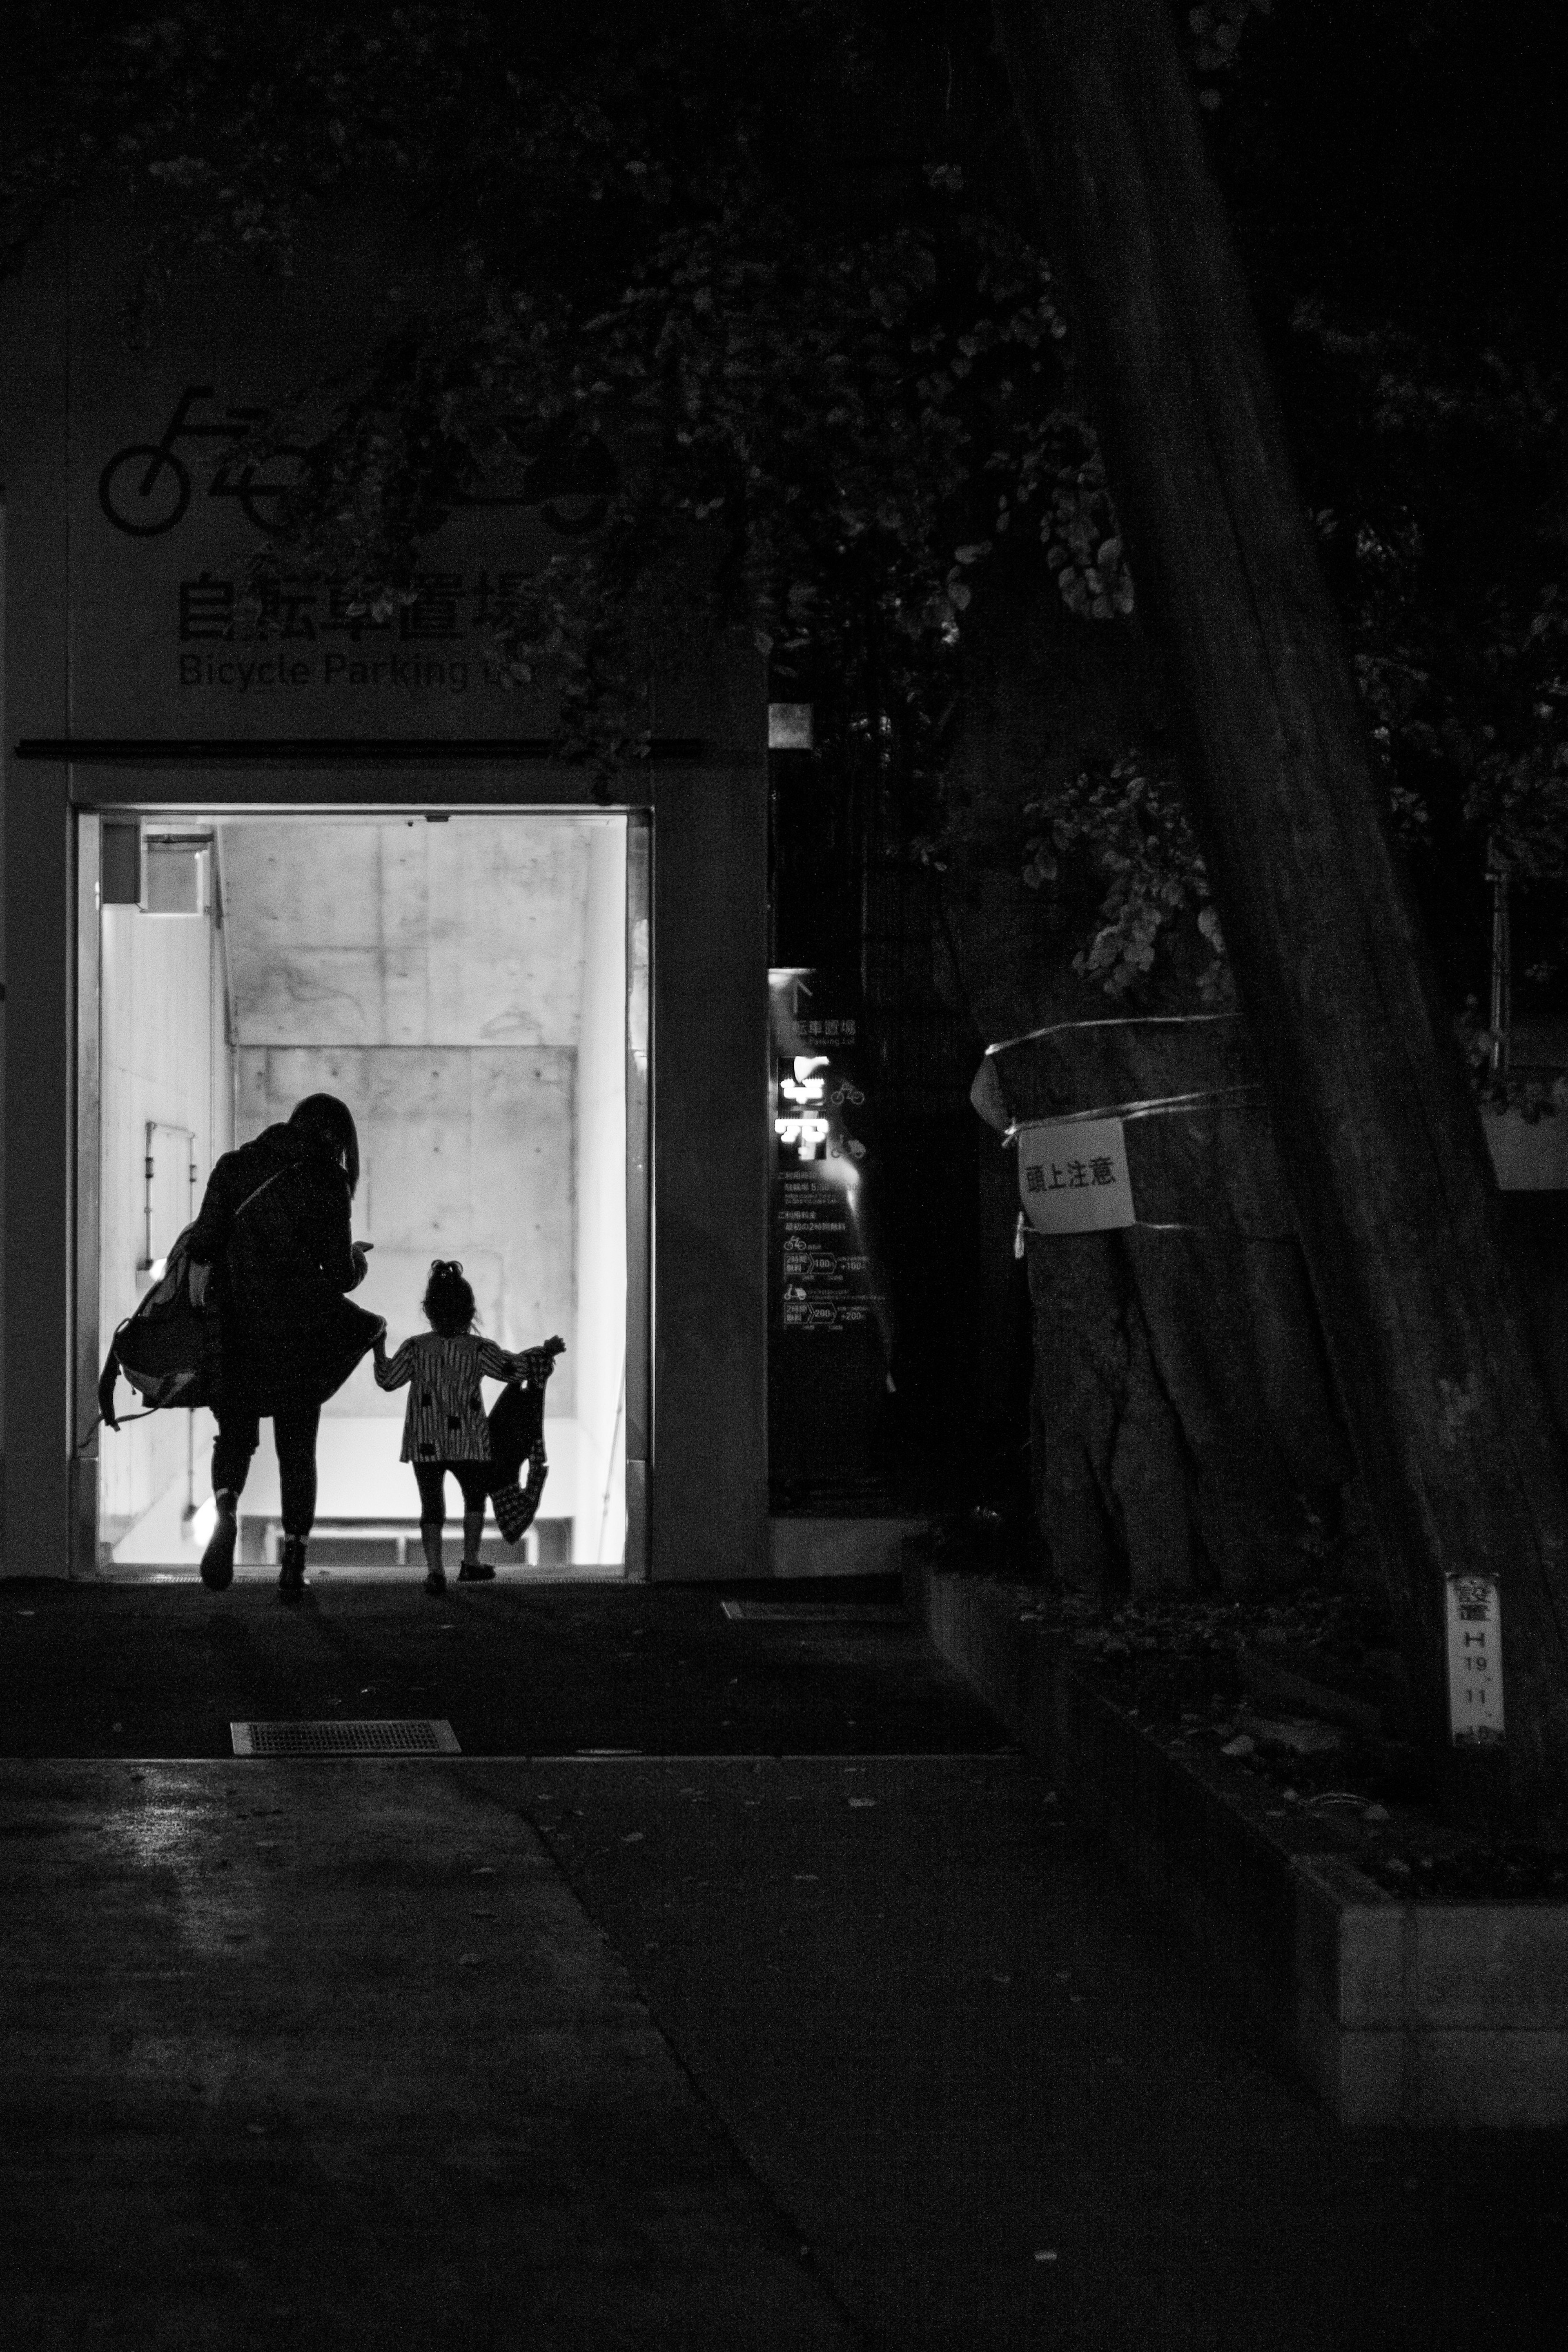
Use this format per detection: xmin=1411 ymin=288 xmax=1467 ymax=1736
xmin=423 ymin=1258 xmax=477 ymax=1337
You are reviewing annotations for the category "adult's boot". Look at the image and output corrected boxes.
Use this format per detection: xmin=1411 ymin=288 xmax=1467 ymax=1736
xmin=199 ymin=1490 xmax=238 ymax=1592
xmin=278 ymin=1535 xmax=307 ymax=1601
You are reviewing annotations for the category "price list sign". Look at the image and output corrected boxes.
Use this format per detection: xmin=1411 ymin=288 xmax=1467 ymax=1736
xmin=767 ymin=969 xmax=892 ymax=1483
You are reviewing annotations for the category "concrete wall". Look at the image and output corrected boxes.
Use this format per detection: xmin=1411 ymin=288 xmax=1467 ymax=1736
xmin=218 ymin=819 xmax=594 ymax=1055
xmin=651 ymin=739 xmax=770 ymax=1581
xmin=211 ymin=813 xmax=631 ymax=1560
xmin=1 ymin=502 xmax=7 ymax=1543
xmin=235 ymin=1043 xmax=575 ymax=1408
xmin=97 ymin=889 xmax=232 ymax=1549
xmin=0 ymin=225 xmax=68 ymax=1577
xmin=233 ymin=1039 xmax=582 ymax=1544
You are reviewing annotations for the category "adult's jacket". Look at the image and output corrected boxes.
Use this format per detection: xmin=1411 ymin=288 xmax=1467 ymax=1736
xmin=186 ymin=1123 xmax=380 ymax=1416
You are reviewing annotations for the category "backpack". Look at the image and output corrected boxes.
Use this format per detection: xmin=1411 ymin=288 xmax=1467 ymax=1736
xmin=97 ymin=1223 xmax=220 ymax=1427
xmin=486 ymin=1337 xmax=564 ymax=1543
xmin=96 ymin=1163 xmax=290 ymax=1430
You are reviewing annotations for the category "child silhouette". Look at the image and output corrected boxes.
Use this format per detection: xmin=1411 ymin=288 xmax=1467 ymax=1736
xmin=373 ymin=1260 xmax=559 ymax=1591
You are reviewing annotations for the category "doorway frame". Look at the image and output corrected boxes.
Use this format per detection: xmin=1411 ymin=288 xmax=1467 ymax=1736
xmin=70 ymin=793 xmax=653 ymax=1582
xmin=4 ymin=739 xmax=768 ymax=1586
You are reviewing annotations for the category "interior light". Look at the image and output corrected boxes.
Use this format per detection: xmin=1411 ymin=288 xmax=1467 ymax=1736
xmin=190 ymin=1494 xmax=218 ymax=1549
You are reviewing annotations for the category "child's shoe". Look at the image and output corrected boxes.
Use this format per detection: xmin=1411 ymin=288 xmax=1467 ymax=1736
xmin=425 ymin=1565 xmax=447 ymax=1595
xmin=457 ymin=1559 xmax=495 ymax=1583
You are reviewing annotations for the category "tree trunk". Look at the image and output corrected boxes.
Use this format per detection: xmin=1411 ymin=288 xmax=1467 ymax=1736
xmin=942 ymin=581 xmax=1363 ymax=1608
xmin=990 ymin=1004 xmax=1357 ymax=1599
xmin=992 ymin=0 xmax=1568 ymax=1832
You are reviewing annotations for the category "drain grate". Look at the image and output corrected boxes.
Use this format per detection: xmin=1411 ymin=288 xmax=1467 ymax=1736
xmin=230 ymin=1719 xmax=460 ymax=1757
xmin=721 ymin=1600 xmax=906 ymax=1624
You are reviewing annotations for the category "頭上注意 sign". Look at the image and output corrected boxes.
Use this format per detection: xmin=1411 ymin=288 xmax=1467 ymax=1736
xmin=1016 ymin=1116 xmax=1134 ymax=1234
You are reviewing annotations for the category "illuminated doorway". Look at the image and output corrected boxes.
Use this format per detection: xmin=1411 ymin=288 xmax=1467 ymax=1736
xmin=79 ymin=808 xmax=648 ymax=1579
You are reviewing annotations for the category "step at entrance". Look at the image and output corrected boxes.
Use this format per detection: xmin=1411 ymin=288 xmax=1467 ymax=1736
xmin=721 ymin=1600 xmax=907 ymax=1624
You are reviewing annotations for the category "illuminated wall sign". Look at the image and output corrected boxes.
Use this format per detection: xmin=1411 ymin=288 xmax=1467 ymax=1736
xmin=1016 ymin=1116 xmax=1136 ymax=1234
xmin=768 ymin=969 xmax=887 ymax=1341
xmin=767 ymin=967 xmax=891 ymax=1485
xmin=775 ymin=1053 xmax=830 ymax=1158
xmin=1446 ymin=1574 xmax=1506 ymax=1746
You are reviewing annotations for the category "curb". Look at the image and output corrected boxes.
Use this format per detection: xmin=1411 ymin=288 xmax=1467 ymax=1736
xmin=911 ymin=1559 xmax=1568 ymax=2129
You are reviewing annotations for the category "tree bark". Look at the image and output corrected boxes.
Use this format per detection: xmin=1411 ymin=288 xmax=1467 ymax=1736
xmin=992 ymin=0 xmax=1568 ymax=1831
xmin=993 ymin=1008 xmax=1357 ymax=1598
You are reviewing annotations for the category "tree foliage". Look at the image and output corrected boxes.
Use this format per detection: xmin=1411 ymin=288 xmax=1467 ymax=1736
xmin=1203 ymin=0 xmax=1568 ymax=1066
xmin=1022 ymin=757 xmax=1229 ymax=1004
xmin=1 ymin=4 xmax=1107 ymax=756
xmin=4 ymin=0 xmax=1565 ymax=1037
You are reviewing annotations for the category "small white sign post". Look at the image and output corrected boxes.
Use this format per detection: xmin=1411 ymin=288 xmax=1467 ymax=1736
xmin=1446 ymin=1574 xmax=1505 ymax=1746
xmin=1016 ymin=1116 xmax=1136 ymax=1235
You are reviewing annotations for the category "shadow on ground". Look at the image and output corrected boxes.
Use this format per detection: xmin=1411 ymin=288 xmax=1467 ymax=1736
xmin=0 ymin=1573 xmax=1008 ymax=1759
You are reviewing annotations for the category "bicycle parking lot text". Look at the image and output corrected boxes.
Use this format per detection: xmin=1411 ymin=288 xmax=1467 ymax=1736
xmin=178 ymin=652 xmax=481 ymax=693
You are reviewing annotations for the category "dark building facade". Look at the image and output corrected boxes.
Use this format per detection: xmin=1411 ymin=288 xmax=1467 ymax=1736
xmin=1 ymin=202 xmax=769 ymax=1582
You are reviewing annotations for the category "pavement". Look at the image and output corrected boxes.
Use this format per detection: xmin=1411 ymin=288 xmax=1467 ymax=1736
xmin=3 ymin=1570 xmax=1568 ymax=2349
xmin=0 ymin=1571 xmax=999 ymax=1760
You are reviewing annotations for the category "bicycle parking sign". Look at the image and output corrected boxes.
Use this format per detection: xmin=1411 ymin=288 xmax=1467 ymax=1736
xmin=48 ymin=211 xmax=611 ymax=739
xmin=98 ymin=383 xmax=616 ymax=541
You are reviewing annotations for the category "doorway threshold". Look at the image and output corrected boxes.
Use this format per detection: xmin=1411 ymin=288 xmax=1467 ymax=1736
xmin=89 ymin=1562 xmax=630 ymax=1587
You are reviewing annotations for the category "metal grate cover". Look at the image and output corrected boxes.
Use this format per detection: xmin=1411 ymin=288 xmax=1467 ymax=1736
xmin=721 ymin=1600 xmax=906 ymax=1624
xmin=230 ymin=1719 xmax=460 ymax=1757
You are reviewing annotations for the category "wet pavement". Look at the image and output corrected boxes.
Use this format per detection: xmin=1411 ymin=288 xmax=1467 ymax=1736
xmin=0 ymin=1757 xmax=858 ymax=2352
xmin=3 ymin=1577 xmax=1567 ymax=2347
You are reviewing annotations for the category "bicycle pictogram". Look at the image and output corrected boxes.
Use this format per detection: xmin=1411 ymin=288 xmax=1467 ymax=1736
xmin=99 ymin=384 xmax=619 ymax=540
xmin=98 ymin=385 xmax=312 ymax=537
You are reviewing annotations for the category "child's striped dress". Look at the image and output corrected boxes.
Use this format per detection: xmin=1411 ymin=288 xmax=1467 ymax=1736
xmin=374 ymin=1332 xmax=517 ymax=1462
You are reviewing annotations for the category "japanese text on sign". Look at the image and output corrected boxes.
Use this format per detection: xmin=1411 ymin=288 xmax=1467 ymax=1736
xmin=1445 ymin=1574 xmax=1505 ymax=1746
xmin=177 ymin=568 xmax=538 ymax=644
xmin=1016 ymin=1117 xmax=1135 ymax=1235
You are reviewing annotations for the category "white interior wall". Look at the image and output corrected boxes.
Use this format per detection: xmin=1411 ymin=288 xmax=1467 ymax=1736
xmin=196 ymin=814 xmax=627 ymax=1561
xmin=218 ymin=820 xmax=593 ymax=1056
xmin=98 ymin=895 xmax=230 ymax=1546
xmin=231 ymin=1041 xmax=579 ymax=1530
xmin=573 ymin=822 xmax=627 ymax=1564
xmin=234 ymin=1045 xmax=575 ymax=1406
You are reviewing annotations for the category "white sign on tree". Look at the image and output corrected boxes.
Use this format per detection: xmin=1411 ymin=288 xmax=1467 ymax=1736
xmin=1446 ymin=1575 xmax=1506 ymax=1745
xmin=1016 ymin=1117 xmax=1135 ymax=1235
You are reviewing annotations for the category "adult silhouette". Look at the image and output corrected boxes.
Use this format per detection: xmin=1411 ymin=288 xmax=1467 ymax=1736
xmin=186 ymin=1093 xmax=381 ymax=1599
